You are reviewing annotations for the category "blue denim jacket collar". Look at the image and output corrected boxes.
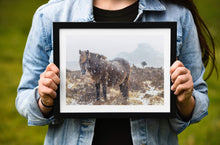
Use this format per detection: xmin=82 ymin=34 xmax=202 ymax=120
xmin=139 ymin=0 xmax=166 ymax=11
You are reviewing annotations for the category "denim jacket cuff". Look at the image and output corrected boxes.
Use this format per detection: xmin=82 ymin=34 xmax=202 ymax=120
xmin=169 ymin=89 xmax=208 ymax=134
xmin=27 ymin=87 xmax=55 ymax=126
xmin=190 ymin=89 xmax=208 ymax=123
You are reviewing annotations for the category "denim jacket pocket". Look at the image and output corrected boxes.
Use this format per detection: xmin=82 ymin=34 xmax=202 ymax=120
xmin=48 ymin=49 xmax=53 ymax=63
xmin=176 ymin=31 xmax=182 ymax=57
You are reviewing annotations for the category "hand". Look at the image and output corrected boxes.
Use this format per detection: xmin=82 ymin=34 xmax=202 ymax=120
xmin=170 ymin=61 xmax=195 ymax=120
xmin=38 ymin=63 xmax=60 ymax=114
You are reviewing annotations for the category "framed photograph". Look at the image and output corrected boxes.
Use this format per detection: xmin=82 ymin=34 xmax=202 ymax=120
xmin=53 ymin=22 xmax=176 ymax=118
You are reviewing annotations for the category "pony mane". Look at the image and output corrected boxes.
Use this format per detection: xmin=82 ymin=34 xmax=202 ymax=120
xmin=89 ymin=52 xmax=107 ymax=60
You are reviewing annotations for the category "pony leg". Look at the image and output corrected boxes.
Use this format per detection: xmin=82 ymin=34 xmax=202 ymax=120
xmin=95 ymin=83 xmax=100 ymax=101
xmin=119 ymin=83 xmax=129 ymax=99
xmin=101 ymin=73 xmax=108 ymax=101
xmin=102 ymin=84 xmax=107 ymax=101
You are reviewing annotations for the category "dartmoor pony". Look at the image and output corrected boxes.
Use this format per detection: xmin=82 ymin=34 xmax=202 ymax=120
xmin=79 ymin=50 xmax=130 ymax=101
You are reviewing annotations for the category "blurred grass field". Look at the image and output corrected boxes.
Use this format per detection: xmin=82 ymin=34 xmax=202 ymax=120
xmin=0 ymin=0 xmax=219 ymax=145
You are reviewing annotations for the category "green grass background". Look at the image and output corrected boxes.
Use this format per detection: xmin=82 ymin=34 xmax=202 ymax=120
xmin=0 ymin=0 xmax=219 ymax=144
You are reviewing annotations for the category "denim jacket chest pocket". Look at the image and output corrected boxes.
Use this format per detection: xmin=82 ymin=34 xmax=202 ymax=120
xmin=43 ymin=37 xmax=53 ymax=63
xmin=44 ymin=25 xmax=53 ymax=64
xmin=176 ymin=31 xmax=182 ymax=58
xmin=42 ymin=14 xmax=53 ymax=63
xmin=45 ymin=37 xmax=53 ymax=63
xmin=48 ymin=49 xmax=53 ymax=63
xmin=176 ymin=21 xmax=182 ymax=58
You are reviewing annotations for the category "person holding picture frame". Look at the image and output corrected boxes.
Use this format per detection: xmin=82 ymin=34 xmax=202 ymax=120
xmin=16 ymin=0 xmax=217 ymax=145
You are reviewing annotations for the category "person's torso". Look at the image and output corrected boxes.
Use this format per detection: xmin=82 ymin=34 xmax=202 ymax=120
xmin=37 ymin=0 xmax=199 ymax=145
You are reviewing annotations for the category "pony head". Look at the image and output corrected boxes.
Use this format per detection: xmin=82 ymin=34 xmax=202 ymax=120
xmin=79 ymin=50 xmax=90 ymax=75
xmin=79 ymin=50 xmax=107 ymax=75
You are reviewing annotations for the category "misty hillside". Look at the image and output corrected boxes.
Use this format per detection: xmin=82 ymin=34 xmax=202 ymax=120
xmin=117 ymin=43 xmax=164 ymax=68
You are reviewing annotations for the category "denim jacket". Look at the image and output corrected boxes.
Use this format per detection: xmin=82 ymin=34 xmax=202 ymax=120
xmin=16 ymin=0 xmax=209 ymax=145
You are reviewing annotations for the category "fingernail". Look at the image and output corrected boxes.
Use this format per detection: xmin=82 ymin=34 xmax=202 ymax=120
xmin=174 ymin=91 xmax=177 ymax=95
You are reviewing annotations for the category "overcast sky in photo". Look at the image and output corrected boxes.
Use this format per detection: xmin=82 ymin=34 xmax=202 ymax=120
xmin=64 ymin=29 xmax=167 ymax=62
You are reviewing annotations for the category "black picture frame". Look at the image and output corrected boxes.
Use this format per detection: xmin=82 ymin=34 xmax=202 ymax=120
xmin=53 ymin=22 xmax=176 ymax=118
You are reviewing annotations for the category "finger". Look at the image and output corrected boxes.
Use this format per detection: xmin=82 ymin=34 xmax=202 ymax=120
xmin=46 ymin=63 xmax=59 ymax=75
xmin=171 ymin=74 xmax=188 ymax=91
xmin=44 ymin=71 xmax=60 ymax=85
xmin=38 ymin=84 xmax=57 ymax=99
xmin=171 ymin=67 xmax=189 ymax=82
xmin=174 ymin=80 xmax=193 ymax=95
xmin=40 ymin=71 xmax=46 ymax=79
xmin=170 ymin=60 xmax=184 ymax=75
xmin=40 ymin=78 xmax=58 ymax=91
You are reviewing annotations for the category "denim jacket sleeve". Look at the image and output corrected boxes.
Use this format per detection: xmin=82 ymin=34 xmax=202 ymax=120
xmin=16 ymin=8 xmax=54 ymax=126
xmin=169 ymin=9 xmax=209 ymax=134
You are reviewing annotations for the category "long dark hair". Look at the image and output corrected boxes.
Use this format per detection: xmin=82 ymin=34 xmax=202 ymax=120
xmin=162 ymin=0 xmax=218 ymax=80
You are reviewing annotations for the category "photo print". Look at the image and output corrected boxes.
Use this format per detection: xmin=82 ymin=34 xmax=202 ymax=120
xmin=54 ymin=22 xmax=176 ymax=118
